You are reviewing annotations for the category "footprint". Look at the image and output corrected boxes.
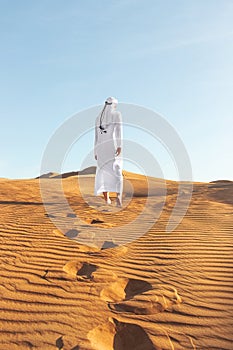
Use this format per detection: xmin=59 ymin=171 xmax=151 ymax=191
xmin=67 ymin=213 xmax=77 ymax=218
xmin=87 ymin=317 xmax=157 ymax=350
xmin=65 ymin=229 xmax=80 ymax=238
xmin=100 ymin=277 xmax=182 ymax=316
xmin=109 ymin=287 xmax=182 ymax=315
xmin=63 ymin=261 xmax=98 ymax=280
xmin=100 ymin=278 xmax=127 ymax=302
xmin=124 ymin=279 xmax=152 ymax=300
xmin=113 ymin=318 xmax=156 ymax=350
xmin=90 ymin=218 xmax=115 ymax=228
xmin=77 ymin=262 xmax=97 ymax=280
xmin=56 ymin=335 xmax=80 ymax=350
xmin=100 ymin=278 xmax=152 ymax=303
xmin=91 ymin=218 xmax=104 ymax=224
xmin=45 ymin=213 xmax=56 ymax=218
xmin=108 ymin=296 xmax=165 ymax=315
xmin=101 ymin=241 xmax=119 ymax=250
xmin=56 ymin=336 xmax=64 ymax=350
xmin=87 ymin=317 xmax=116 ymax=350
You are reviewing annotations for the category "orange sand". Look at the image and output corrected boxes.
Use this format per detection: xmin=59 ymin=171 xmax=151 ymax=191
xmin=0 ymin=171 xmax=232 ymax=349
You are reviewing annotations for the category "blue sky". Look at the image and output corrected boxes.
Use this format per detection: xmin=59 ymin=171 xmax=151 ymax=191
xmin=0 ymin=0 xmax=232 ymax=181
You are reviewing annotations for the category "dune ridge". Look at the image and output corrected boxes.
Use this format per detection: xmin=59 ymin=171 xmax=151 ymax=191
xmin=0 ymin=171 xmax=233 ymax=349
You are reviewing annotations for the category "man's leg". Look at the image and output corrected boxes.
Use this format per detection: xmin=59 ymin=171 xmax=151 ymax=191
xmin=116 ymin=192 xmax=122 ymax=207
xmin=103 ymin=192 xmax=111 ymax=204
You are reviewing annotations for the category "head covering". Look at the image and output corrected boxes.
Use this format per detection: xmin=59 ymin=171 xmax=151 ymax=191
xmin=98 ymin=97 xmax=118 ymax=131
xmin=105 ymin=96 xmax=118 ymax=105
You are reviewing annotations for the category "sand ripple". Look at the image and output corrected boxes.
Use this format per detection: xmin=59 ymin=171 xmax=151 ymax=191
xmin=0 ymin=176 xmax=232 ymax=349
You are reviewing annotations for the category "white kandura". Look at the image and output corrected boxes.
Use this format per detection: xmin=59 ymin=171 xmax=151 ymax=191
xmin=94 ymin=97 xmax=123 ymax=202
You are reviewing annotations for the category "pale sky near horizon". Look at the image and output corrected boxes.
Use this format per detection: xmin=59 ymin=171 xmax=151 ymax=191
xmin=0 ymin=0 xmax=232 ymax=182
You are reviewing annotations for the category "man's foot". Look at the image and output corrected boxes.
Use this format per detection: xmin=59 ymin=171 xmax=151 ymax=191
xmin=116 ymin=197 xmax=122 ymax=207
xmin=105 ymin=198 xmax=112 ymax=205
xmin=103 ymin=192 xmax=111 ymax=205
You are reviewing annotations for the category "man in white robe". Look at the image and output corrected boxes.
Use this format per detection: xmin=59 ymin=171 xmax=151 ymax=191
xmin=94 ymin=97 xmax=123 ymax=206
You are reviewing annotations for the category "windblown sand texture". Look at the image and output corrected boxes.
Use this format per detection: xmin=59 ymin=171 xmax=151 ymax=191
xmin=0 ymin=170 xmax=233 ymax=350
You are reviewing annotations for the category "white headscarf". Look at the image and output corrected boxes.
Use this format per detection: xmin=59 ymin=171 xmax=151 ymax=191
xmin=97 ymin=97 xmax=118 ymax=129
xmin=105 ymin=96 xmax=118 ymax=105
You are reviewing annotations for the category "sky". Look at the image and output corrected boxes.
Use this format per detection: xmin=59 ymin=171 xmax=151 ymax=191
xmin=0 ymin=0 xmax=232 ymax=182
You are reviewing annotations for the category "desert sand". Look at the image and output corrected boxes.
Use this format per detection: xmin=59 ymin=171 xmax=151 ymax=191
xmin=0 ymin=169 xmax=233 ymax=350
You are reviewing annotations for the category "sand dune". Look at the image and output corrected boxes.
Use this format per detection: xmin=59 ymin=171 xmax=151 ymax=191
xmin=36 ymin=166 xmax=97 ymax=179
xmin=0 ymin=171 xmax=233 ymax=349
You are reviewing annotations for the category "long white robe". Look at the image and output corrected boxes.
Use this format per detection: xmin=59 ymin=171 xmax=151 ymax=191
xmin=94 ymin=109 xmax=123 ymax=196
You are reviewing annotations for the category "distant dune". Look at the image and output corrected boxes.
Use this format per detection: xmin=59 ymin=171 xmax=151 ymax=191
xmin=0 ymin=169 xmax=233 ymax=349
xmin=209 ymin=179 xmax=233 ymax=183
xmin=35 ymin=171 xmax=60 ymax=179
xmin=36 ymin=166 xmax=97 ymax=179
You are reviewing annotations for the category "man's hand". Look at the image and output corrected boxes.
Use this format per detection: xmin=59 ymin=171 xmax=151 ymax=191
xmin=116 ymin=147 xmax=121 ymax=156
